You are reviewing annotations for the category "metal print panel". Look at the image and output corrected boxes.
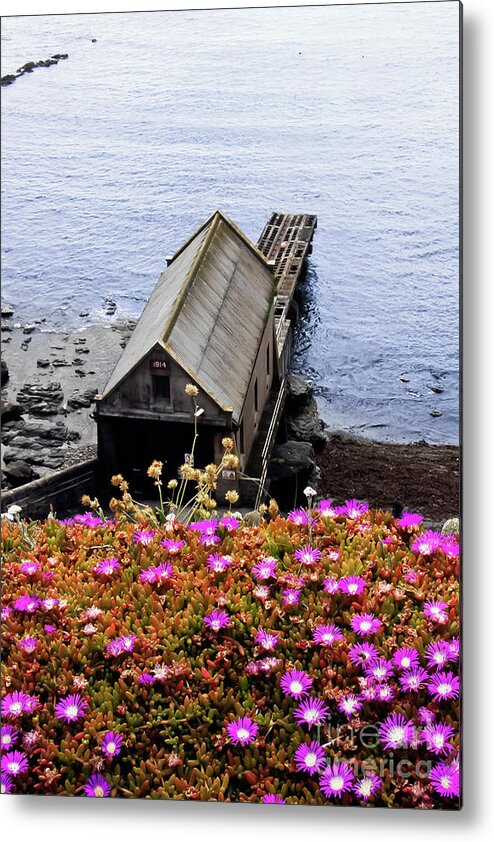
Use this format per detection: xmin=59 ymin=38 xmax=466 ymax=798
xmin=1 ymin=1 xmax=461 ymax=809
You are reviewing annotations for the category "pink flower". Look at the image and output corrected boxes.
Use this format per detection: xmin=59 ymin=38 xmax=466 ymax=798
xmin=351 ymin=613 xmax=382 ymax=637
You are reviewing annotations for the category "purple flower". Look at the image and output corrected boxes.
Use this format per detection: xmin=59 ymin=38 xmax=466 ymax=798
xmin=378 ymin=713 xmax=415 ymax=750
xmin=101 ymin=731 xmax=124 ymax=758
xmin=54 ymin=693 xmax=88 ymax=723
xmin=263 ymin=794 xmax=286 ymax=804
xmin=255 ymin=629 xmax=279 ymax=650
xmin=425 ymin=640 xmax=455 ymax=670
xmin=353 ymin=773 xmax=382 ymax=801
xmin=252 ymin=557 xmax=278 ymax=581
xmin=337 ymin=694 xmax=362 ymax=717
xmin=336 ymin=499 xmax=369 ymax=519
xmin=423 ymin=600 xmax=449 ymax=624
xmin=227 ymin=716 xmax=258 ymax=746
xmin=447 ymin=637 xmax=460 ymax=660
xmin=293 ymin=697 xmax=330 ymax=730
xmin=375 ymin=683 xmax=395 ymax=702
xmin=422 ymin=723 xmax=455 ymax=755
xmin=312 ymin=624 xmax=344 ymax=646
xmin=18 ymin=636 xmax=38 ymax=654
xmin=253 ymin=584 xmax=270 ymax=601
xmin=93 ymin=557 xmax=121 ymax=576
xmin=106 ymin=634 xmax=137 ymax=657
xmin=294 ymin=741 xmax=326 ymax=776
xmin=429 ymin=761 xmax=460 ymax=799
xmin=20 ymin=560 xmax=40 ymax=575
xmin=207 ymin=553 xmax=233 ymax=573
xmin=418 ymin=706 xmax=436 ymax=725
xmin=317 ymin=500 xmax=337 ymax=518
xmin=73 ymin=512 xmax=104 ymax=528
xmin=282 ymin=588 xmax=302 ymax=607
xmin=280 ymin=670 xmax=313 ymax=698
xmin=348 ymin=642 xmax=379 ymax=665
xmin=339 ymin=576 xmax=366 ymax=596
xmin=404 ymin=568 xmax=419 ymax=583
xmin=351 ymin=613 xmax=382 ymax=637
xmin=363 ymin=658 xmax=394 ymax=683
xmin=138 ymin=562 xmax=173 ymax=584
xmin=412 ymin=530 xmax=442 ymax=555
xmin=322 ymin=577 xmax=340 ymax=594
xmin=1 ymin=605 xmax=12 ymax=620
xmin=1 ymin=692 xmax=30 ymax=720
xmin=1 ymin=750 xmax=28 ymax=777
xmin=220 ymin=516 xmax=240 ymax=531
xmin=397 ymin=512 xmax=424 ymax=529
xmin=1 ymin=726 xmax=19 ymax=749
xmin=258 ymin=657 xmax=282 ymax=673
xmin=392 ymin=646 xmax=420 ymax=671
xmin=41 ymin=597 xmax=59 ymax=611
xmin=294 ymin=545 xmax=322 ymax=566
xmin=14 ymin=594 xmax=40 ymax=613
xmin=427 ymin=671 xmax=460 ymax=701
xmin=84 ymin=773 xmax=112 ymax=797
xmin=1 ymin=772 xmax=14 ymax=794
xmin=161 ymin=539 xmax=185 ymax=554
xmin=203 ymin=609 xmax=230 ymax=632
xmin=319 ymin=761 xmax=354 ymax=798
xmin=133 ymin=529 xmax=156 ymax=545
xmin=138 ymin=673 xmax=155 ymax=686
xmin=189 ymin=519 xmax=218 ymax=537
xmin=399 ymin=667 xmax=429 ymax=693
xmin=288 ymin=508 xmax=312 ymax=525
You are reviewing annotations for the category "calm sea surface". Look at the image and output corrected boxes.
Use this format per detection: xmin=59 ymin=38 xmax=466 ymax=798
xmin=1 ymin=3 xmax=460 ymax=444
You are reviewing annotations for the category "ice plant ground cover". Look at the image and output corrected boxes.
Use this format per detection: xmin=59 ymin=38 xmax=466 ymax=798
xmin=1 ymin=504 xmax=460 ymax=807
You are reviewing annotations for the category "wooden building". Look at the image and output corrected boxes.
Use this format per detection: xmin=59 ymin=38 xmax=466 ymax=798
xmin=95 ymin=211 xmax=279 ymax=498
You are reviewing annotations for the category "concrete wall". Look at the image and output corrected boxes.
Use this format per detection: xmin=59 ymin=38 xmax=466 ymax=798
xmin=1 ymin=459 xmax=97 ymax=520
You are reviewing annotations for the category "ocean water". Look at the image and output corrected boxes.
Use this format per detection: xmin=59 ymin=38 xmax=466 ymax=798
xmin=1 ymin=3 xmax=460 ymax=444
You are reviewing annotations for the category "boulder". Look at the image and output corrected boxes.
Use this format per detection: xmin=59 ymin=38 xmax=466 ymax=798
xmin=1 ymin=74 xmax=17 ymax=86
xmin=268 ymin=440 xmax=316 ymax=481
xmin=3 ymin=461 xmax=38 ymax=486
xmin=286 ymin=398 xmax=328 ymax=451
xmin=1 ymin=304 xmax=14 ymax=318
xmin=1 ymin=359 xmax=9 ymax=386
xmin=37 ymin=359 xmax=51 ymax=368
xmin=1 ymin=401 xmax=22 ymax=424
xmin=286 ymin=374 xmax=313 ymax=410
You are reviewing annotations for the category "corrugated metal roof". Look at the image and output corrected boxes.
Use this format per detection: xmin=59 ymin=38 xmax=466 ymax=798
xmin=100 ymin=211 xmax=275 ymax=423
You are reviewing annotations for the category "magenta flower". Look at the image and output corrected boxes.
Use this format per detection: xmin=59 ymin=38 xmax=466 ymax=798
xmin=1 ymin=605 xmax=12 ymax=620
xmin=425 ymin=640 xmax=455 ymax=670
xmin=319 ymin=761 xmax=355 ymax=798
xmin=253 ymin=584 xmax=270 ymax=601
xmin=363 ymin=658 xmax=394 ymax=683
xmin=255 ymin=629 xmax=279 ymax=650
xmin=429 ymin=761 xmax=460 ymax=799
xmin=189 ymin=519 xmax=218 ymax=537
xmin=18 ymin=636 xmax=38 ymax=654
xmin=412 ymin=530 xmax=442 ymax=555
xmin=207 ymin=553 xmax=233 ymax=573
xmin=447 ymin=637 xmax=460 ymax=659
xmin=378 ymin=713 xmax=415 ymax=749
xmin=227 ymin=716 xmax=258 ymax=746
xmin=339 ymin=575 xmax=366 ymax=596
xmin=312 ymin=624 xmax=344 ymax=646
xmin=54 ymin=693 xmax=88 ymax=723
xmin=101 ymin=731 xmax=124 ymax=758
xmin=317 ymin=500 xmax=337 ymax=518
xmin=337 ymin=694 xmax=362 ymax=717
xmin=1 ymin=691 xmax=30 ymax=720
xmin=1 ymin=750 xmax=29 ymax=777
xmin=280 ymin=670 xmax=313 ymax=698
xmin=353 ymin=773 xmax=382 ymax=801
xmin=138 ymin=673 xmax=155 ymax=686
xmin=322 ymin=577 xmax=340 ymax=594
xmin=203 ymin=609 xmax=230 ymax=632
xmin=427 ymin=671 xmax=460 ymax=701
xmin=294 ymin=741 xmax=326 ymax=776
xmin=1 ymin=772 xmax=14 ymax=794
xmin=14 ymin=594 xmax=40 ymax=613
xmin=423 ymin=600 xmax=449 ymax=624
xmin=83 ymin=624 xmax=97 ymax=636
xmin=392 ymin=646 xmax=420 ymax=671
xmin=418 ymin=706 xmax=436 ymax=725
xmin=439 ymin=536 xmax=460 ymax=558
xmin=293 ymin=697 xmax=330 ymax=730
xmin=351 ymin=613 xmax=382 ymax=637
xmin=399 ymin=667 xmax=429 ymax=693
xmin=106 ymin=634 xmax=137 ymax=657
xmin=336 ymin=499 xmax=369 ymax=519
xmin=160 ymin=538 xmax=185 ymax=554
xmin=348 ymin=642 xmax=379 ymax=665
xmin=20 ymin=560 xmax=40 ymax=575
xmin=138 ymin=562 xmax=173 ymax=584
xmin=41 ymin=597 xmax=59 ymax=611
xmin=376 ymin=683 xmax=395 ymax=702
xmin=252 ymin=558 xmax=278 ymax=581
xmin=404 ymin=568 xmax=419 ymax=583
xmin=45 ymin=624 xmax=57 ymax=635
xmin=93 ymin=557 xmax=121 ymax=576
xmin=84 ymin=606 xmax=103 ymax=620
xmin=282 ymin=588 xmax=302 ymax=607
xmin=132 ymin=529 xmax=156 ymax=545
xmin=288 ymin=508 xmax=312 ymax=525
xmin=422 ymin=723 xmax=455 ymax=755
xmin=1 ymin=726 xmax=19 ymax=749
xmin=294 ymin=545 xmax=322 ymax=566
xmin=259 ymin=657 xmax=282 ymax=673
xmin=397 ymin=512 xmax=424 ymax=529
xmin=263 ymin=794 xmax=286 ymax=804
xmin=220 ymin=516 xmax=240 ymax=531
xmin=84 ymin=773 xmax=112 ymax=797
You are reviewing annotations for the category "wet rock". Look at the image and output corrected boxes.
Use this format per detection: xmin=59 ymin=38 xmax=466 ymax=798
xmin=286 ymin=374 xmax=313 ymax=410
xmin=286 ymin=398 xmax=328 ymax=451
xmin=17 ymin=382 xmax=64 ymax=417
xmin=79 ymin=311 xmax=90 ymax=318
xmin=430 ymin=385 xmax=444 ymax=394
xmin=1 ymin=359 xmax=9 ymax=386
xmin=1 ymin=304 xmax=14 ymax=318
xmin=1 ymin=401 xmax=22 ymax=423
xmin=23 ymin=324 xmax=36 ymax=334
xmin=37 ymin=359 xmax=51 ymax=368
xmin=67 ymin=387 xmax=97 ymax=410
xmin=72 ymin=358 xmax=85 ymax=365
xmin=3 ymin=461 xmax=38 ymax=486
xmin=74 ymin=369 xmax=86 ymax=377
xmin=430 ymin=410 xmax=443 ymax=418
xmin=52 ymin=358 xmax=70 ymax=367
xmin=269 ymin=440 xmax=316 ymax=481
xmin=1 ymin=74 xmax=17 ymax=86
